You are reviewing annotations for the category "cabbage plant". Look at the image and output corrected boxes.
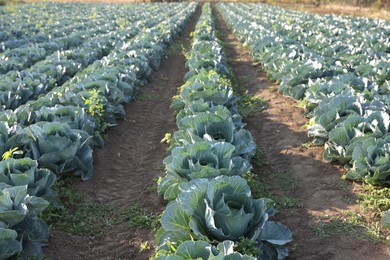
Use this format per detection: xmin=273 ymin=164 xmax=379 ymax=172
xmin=28 ymin=88 xmax=122 ymax=125
xmin=323 ymin=111 xmax=390 ymax=163
xmin=35 ymin=105 xmax=104 ymax=147
xmin=0 ymin=106 xmax=37 ymax=127
xmin=158 ymin=141 xmax=252 ymax=201
xmin=5 ymin=122 xmax=93 ymax=180
xmin=0 ymin=184 xmax=49 ymax=259
xmin=0 ymin=105 xmax=105 ymax=147
xmin=308 ymin=94 xmax=364 ymax=144
xmin=0 ymin=158 xmax=59 ymax=206
xmin=155 ymin=240 xmax=256 ymax=260
xmin=172 ymin=111 xmax=256 ymax=157
xmin=177 ymin=104 xmax=244 ymax=131
xmin=184 ymin=41 xmax=230 ymax=81
xmin=158 ymin=176 xmax=292 ymax=259
xmin=171 ymin=70 xmax=237 ymax=115
xmin=346 ymin=135 xmax=390 ymax=185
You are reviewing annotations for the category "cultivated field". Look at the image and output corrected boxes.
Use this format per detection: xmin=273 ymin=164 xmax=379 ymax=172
xmin=0 ymin=1 xmax=389 ymax=259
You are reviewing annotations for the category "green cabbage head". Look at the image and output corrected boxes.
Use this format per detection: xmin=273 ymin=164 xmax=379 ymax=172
xmin=5 ymin=122 xmax=93 ymax=180
xmin=346 ymin=135 xmax=390 ymax=185
xmin=158 ymin=176 xmax=292 ymax=259
xmin=0 ymin=158 xmax=59 ymax=207
xmin=172 ymin=111 xmax=256 ymax=157
xmin=158 ymin=141 xmax=252 ymax=201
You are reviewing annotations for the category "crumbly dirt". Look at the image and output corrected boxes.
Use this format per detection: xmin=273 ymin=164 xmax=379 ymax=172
xmin=214 ymin=7 xmax=390 ymax=260
xmin=42 ymin=6 xmax=201 ymax=260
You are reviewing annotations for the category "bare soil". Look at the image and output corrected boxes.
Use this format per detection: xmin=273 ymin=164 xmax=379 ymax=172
xmin=214 ymin=7 xmax=390 ymax=260
xmin=43 ymin=6 xmax=201 ymax=260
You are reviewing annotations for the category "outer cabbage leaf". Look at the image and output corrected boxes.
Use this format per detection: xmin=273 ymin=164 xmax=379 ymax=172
xmin=154 ymin=240 xmax=256 ymax=260
xmin=0 ymin=228 xmax=22 ymax=259
xmin=381 ymin=210 xmax=390 ymax=228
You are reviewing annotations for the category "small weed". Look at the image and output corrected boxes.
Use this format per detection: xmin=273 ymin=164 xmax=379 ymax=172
xmin=342 ymin=194 xmax=356 ymax=204
xmin=118 ymin=204 xmax=160 ymax=230
xmin=229 ymin=70 xmax=268 ymax=116
xmin=85 ymin=89 xmax=104 ymax=119
xmin=295 ymin=98 xmax=310 ymax=109
xmin=312 ymin=218 xmax=355 ymax=237
xmin=274 ymin=196 xmax=303 ymax=209
xmin=146 ymin=184 xmax=158 ymax=192
xmin=42 ymin=177 xmax=161 ymax=239
xmin=289 ymin=243 xmax=299 ymax=254
xmin=41 ymin=176 xmax=83 ymax=227
xmin=244 ymin=171 xmax=271 ymax=199
xmin=311 ymin=210 xmax=389 ymax=243
xmin=234 ymin=237 xmax=263 ymax=258
xmin=54 ymin=178 xmax=83 ymax=204
xmin=244 ymin=172 xmax=301 ymax=210
xmin=44 ymin=203 xmax=161 ymax=238
xmin=139 ymin=241 xmax=151 ymax=252
xmin=358 ymin=184 xmax=390 ymax=215
xmin=44 ymin=202 xmax=115 ymax=238
xmin=299 ymin=142 xmax=313 ymax=149
xmin=160 ymin=133 xmax=172 ymax=145
xmin=237 ymin=92 xmax=267 ymax=117
xmin=251 ymin=147 xmax=269 ymax=168
xmin=1 ymin=147 xmax=23 ymax=161
xmin=271 ymin=169 xmax=297 ymax=190
xmin=137 ymin=92 xmax=164 ymax=102
xmin=146 ymin=177 xmax=161 ymax=192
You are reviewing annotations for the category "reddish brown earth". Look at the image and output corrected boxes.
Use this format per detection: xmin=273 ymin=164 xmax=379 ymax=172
xmin=214 ymin=7 xmax=390 ymax=260
xmin=43 ymin=6 xmax=201 ymax=260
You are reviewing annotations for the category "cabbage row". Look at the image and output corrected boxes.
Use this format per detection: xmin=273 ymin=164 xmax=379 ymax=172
xmin=0 ymin=4 xmax=180 ymax=111
xmin=0 ymin=2 xmax=116 ymax=49
xmin=0 ymin=3 xmax=197 ymax=259
xmin=217 ymin=3 xmax=390 ymax=186
xmin=154 ymin=4 xmax=292 ymax=260
xmin=0 ymin=21 xmax=112 ymax=74
xmin=0 ymin=3 xmax=169 ymax=74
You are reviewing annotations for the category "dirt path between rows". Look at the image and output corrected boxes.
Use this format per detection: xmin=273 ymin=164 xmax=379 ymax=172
xmin=43 ymin=6 xmax=201 ymax=260
xmin=214 ymin=7 xmax=390 ymax=260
